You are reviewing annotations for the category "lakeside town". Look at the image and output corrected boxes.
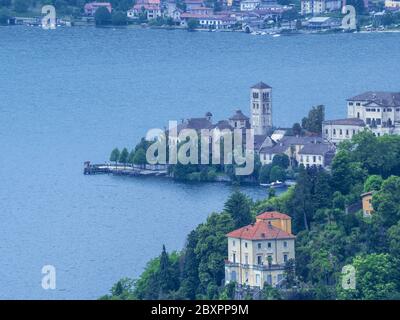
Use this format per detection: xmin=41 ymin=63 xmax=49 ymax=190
xmin=1 ymin=0 xmax=400 ymax=33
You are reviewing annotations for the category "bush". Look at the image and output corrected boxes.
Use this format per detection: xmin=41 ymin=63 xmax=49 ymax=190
xmin=112 ymin=11 xmax=127 ymax=25
xmin=95 ymin=6 xmax=112 ymax=26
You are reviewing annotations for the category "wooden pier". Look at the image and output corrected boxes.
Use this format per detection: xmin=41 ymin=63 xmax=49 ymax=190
xmin=83 ymin=161 xmax=168 ymax=177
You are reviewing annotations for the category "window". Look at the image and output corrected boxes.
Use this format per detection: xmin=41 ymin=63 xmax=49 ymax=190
xmin=257 ymin=243 xmax=261 ymax=249
xmin=257 ymin=255 xmax=262 ymax=265
xmin=267 ymin=242 xmax=272 ymax=249
xmin=349 ymin=102 xmax=354 ymax=106
xmin=256 ymin=274 xmax=260 ymax=285
xmin=376 ymin=119 xmax=381 ymax=125
xmin=253 ymin=92 xmax=259 ymax=99
xmin=244 ymin=242 xmax=248 ymax=248
xmin=353 ymin=129 xmax=356 ymax=135
xmin=283 ymin=241 xmax=288 ymax=248
xmin=339 ymin=129 xmax=343 ymax=135
xmin=325 ymin=129 xmax=328 ymax=135
xmin=313 ymin=156 xmax=316 ymax=163
xmin=233 ymin=253 xmax=236 ymax=263
xmin=356 ymin=103 xmax=361 ymax=106
xmin=366 ymin=118 xmax=371 ymax=124
xmin=232 ymin=240 xmax=235 ymax=247
xmin=346 ymin=129 xmax=349 ymax=136
xmin=333 ymin=129 xmax=336 ymax=135
xmin=283 ymin=254 xmax=288 ymax=263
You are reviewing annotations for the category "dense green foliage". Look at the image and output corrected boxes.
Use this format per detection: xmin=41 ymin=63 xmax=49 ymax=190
xmin=103 ymin=130 xmax=400 ymax=300
xmin=301 ymin=105 xmax=324 ymax=134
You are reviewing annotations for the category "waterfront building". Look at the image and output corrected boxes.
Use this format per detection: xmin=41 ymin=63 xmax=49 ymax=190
xmin=184 ymin=0 xmax=206 ymax=10
xmin=180 ymin=13 xmax=236 ymax=29
xmin=323 ymin=91 xmax=400 ymax=145
xmin=259 ymin=135 xmax=333 ymax=168
xmin=300 ymin=0 xmax=342 ymax=15
xmin=361 ymin=191 xmax=374 ymax=216
xmin=385 ymin=0 xmax=400 ymax=10
xmin=84 ymin=2 xmax=112 ymax=16
xmin=225 ymin=211 xmax=296 ymax=288
xmin=305 ymin=16 xmax=341 ymax=29
xmin=297 ymin=142 xmax=335 ymax=167
xmin=127 ymin=0 xmax=162 ymax=20
xmin=240 ymin=0 xmax=261 ymax=11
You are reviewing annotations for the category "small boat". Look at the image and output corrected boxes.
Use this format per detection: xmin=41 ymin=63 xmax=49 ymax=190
xmin=272 ymin=34 xmax=281 ymax=38
xmin=260 ymin=180 xmax=286 ymax=188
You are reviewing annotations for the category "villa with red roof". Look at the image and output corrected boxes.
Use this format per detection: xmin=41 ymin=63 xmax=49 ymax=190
xmin=225 ymin=211 xmax=295 ymax=288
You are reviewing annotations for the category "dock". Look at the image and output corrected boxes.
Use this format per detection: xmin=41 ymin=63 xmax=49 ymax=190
xmin=83 ymin=161 xmax=168 ymax=177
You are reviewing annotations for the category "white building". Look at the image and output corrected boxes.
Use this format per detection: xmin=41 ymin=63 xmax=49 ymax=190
xmin=324 ymin=91 xmax=400 ymax=144
xmin=225 ymin=212 xmax=295 ymax=288
xmin=301 ymin=0 xmax=342 ymax=15
xmin=240 ymin=0 xmax=261 ymax=11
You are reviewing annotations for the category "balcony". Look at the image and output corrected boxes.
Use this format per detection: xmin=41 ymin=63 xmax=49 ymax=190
xmin=225 ymin=260 xmax=285 ymax=271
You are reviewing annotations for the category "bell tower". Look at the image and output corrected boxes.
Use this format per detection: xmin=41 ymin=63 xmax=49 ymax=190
xmin=250 ymin=82 xmax=272 ymax=135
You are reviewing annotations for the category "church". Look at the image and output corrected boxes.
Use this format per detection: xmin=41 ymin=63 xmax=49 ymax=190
xmin=170 ymin=81 xmax=275 ymax=151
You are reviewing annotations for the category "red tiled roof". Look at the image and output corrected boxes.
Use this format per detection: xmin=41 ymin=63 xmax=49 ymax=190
xmin=257 ymin=211 xmax=291 ymax=220
xmin=226 ymin=220 xmax=295 ymax=240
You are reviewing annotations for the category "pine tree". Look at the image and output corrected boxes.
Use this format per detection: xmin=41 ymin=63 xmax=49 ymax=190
xmin=224 ymin=191 xmax=252 ymax=228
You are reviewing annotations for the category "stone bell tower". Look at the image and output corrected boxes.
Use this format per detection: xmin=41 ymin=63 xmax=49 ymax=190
xmin=250 ymin=82 xmax=272 ymax=135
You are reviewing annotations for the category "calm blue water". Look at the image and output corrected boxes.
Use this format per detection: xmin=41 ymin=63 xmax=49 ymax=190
xmin=0 ymin=26 xmax=399 ymax=299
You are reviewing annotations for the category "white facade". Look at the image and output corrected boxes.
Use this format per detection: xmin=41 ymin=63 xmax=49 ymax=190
xmin=240 ymin=0 xmax=261 ymax=11
xmin=225 ymin=237 xmax=295 ymax=288
xmin=301 ymin=0 xmax=342 ymax=15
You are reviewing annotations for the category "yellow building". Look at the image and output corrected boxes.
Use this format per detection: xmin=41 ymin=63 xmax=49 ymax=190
xmin=361 ymin=191 xmax=374 ymax=216
xmin=225 ymin=211 xmax=295 ymax=289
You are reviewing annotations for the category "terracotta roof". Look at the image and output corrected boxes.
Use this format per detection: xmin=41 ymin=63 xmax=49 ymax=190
xmin=226 ymin=219 xmax=295 ymax=240
xmin=257 ymin=211 xmax=291 ymax=220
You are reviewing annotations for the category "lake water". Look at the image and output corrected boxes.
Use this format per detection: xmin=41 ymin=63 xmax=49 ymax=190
xmin=0 ymin=26 xmax=399 ymax=299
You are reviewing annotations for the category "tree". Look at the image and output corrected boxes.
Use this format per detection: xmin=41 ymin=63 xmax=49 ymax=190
xmin=301 ymin=105 xmax=325 ymax=134
xmin=14 ymin=0 xmax=30 ymax=13
xmin=284 ymin=258 xmax=296 ymax=288
xmin=346 ymin=0 xmax=365 ymax=14
xmin=133 ymin=148 xmax=147 ymax=166
xmin=363 ymin=175 xmax=383 ymax=192
xmin=194 ymin=212 xmax=235 ymax=299
xmin=259 ymin=164 xmax=272 ymax=184
xmin=272 ymin=153 xmax=289 ymax=169
xmin=95 ymin=6 xmax=112 ymax=26
xmin=269 ymin=165 xmax=286 ymax=182
xmin=119 ymin=148 xmax=129 ymax=167
xmin=112 ymin=11 xmax=127 ymax=25
xmin=158 ymin=245 xmax=173 ymax=297
xmin=110 ymin=148 xmax=120 ymax=167
xmin=0 ymin=8 xmax=10 ymax=25
xmin=338 ymin=254 xmax=398 ymax=300
xmin=224 ymin=191 xmax=252 ymax=228
xmin=178 ymin=231 xmax=200 ymax=299
xmin=187 ymin=19 xmax=198 ymax=31
xmin=292 ymin=122 xmax=302 ymax=136
xmin=373 ymin=176 xmax=400 ymax=228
